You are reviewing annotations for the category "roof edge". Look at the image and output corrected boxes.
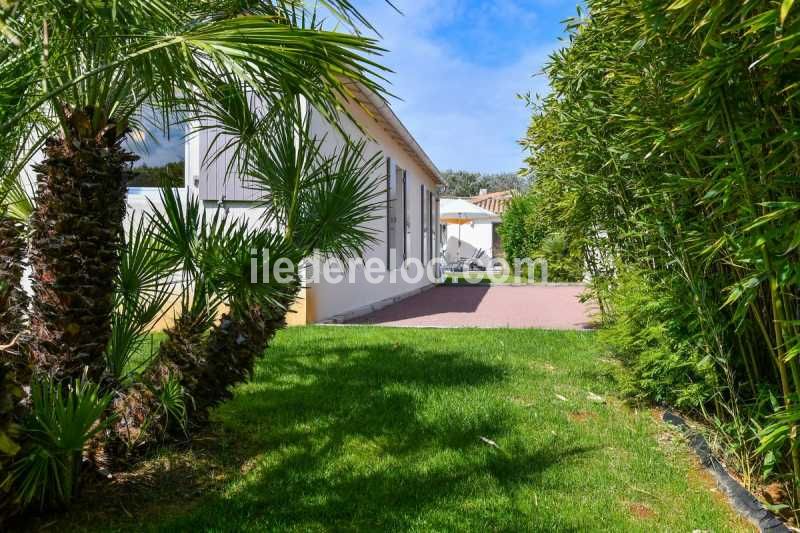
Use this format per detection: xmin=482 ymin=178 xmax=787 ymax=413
xmin=353 ymin=83 xmax=444 ymax=186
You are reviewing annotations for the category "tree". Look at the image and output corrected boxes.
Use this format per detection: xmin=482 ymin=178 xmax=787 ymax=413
xmin=0 ymin=0 xmax=393 ymax=517
xmin=440 ymin=170 xmax=529 ymax=197
xmin=109 ymin=97 xmax=384 ymax=447
xmin=0 ymin=0 xmax=389 ymax=385
xmin=128 ymin=162 xmax=185 ymax=188
xmin=498 ymin=190 xmax=583 ymax=282
xmin=198 ymin=95 xmax=384 ymax=417
xmin=498 ymin=194 xmax=535 ymax=265
xmin=524 ymin=0 xmax=800 ymax=501
xmin=0 ymin=73 xmax=35 ymax=521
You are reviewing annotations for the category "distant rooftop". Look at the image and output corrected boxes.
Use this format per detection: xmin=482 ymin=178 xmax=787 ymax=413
xmin=469 ymin=190 xmax=516 ymax=215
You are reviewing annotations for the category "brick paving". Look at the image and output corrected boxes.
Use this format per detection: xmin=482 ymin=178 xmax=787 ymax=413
xmin=347 ymin=285 xmax=595 ymax=330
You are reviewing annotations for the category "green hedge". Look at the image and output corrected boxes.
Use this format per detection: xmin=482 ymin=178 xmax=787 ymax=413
xmin=525 ymin=0 xmax=800 ymax=503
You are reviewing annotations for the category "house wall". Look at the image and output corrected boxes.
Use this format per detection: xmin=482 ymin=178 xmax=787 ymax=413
xmin=306 ymin=98 xmax=441 ymax=322
xmin=181 ymin=96 xmax=441 ymax=324
xmin=444 ymin=220 xmax=499 ymax=263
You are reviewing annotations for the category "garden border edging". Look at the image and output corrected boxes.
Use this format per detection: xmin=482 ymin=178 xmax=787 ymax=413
xmin=662 ymin=410 xmax=789 ymax=532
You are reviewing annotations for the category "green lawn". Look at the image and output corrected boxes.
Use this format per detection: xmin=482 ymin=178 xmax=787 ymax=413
xmin=52 ymin=327 xmax=747 ymax=532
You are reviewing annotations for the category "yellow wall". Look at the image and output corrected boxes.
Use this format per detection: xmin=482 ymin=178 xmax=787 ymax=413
xmin=149 ymin=287 xmax=314 ymax=332
xmin=286 ymin=287 xmax=314 ymax=326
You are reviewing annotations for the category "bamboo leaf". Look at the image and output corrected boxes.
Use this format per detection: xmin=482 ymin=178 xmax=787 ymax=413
xmin=781 ymin=0 xmax=795 ymax=25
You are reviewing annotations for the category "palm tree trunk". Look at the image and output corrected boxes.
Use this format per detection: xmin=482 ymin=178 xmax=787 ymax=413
xmin=193 ymin=288 xmax=300 ymax=419
xmin=0 ymin=215 xmax=28 ymax=525
xmin=28 ymin=107 xmax=135 ymax=384
xmin=0 ymin=216 xmax=27 ymax=352
xmin=195 ymin=307 xmax=274 ymax=410
xmin=111 ymin=297 xmax=297 ymax=445
xmin=110 ymin=312 xmax=209 ymax=449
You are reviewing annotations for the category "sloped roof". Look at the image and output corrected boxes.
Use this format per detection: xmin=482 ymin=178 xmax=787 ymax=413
xmin=347 ymin=82 xmax=443 ymax=185
xmin=470 ymin=190 xmax=515 ymax=215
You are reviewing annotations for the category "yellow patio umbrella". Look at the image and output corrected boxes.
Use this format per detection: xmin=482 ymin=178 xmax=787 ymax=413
xmin=439 ymin=199 xmax=496 ymax=260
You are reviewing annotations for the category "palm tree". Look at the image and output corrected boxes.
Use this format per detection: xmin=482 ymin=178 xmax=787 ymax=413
xmin=0 ymin=0 xmax=389 ymax=385
xmin=106 ymin=94 xmax=385 ymax=444
xmin=0 ymin=51 xmax=36 ymax=358
xmin=0 ymin=172 xmax=29 ymax=362
xmin=198 ymin=96 xmax=385 ymax=410
xmin=0 ymin=117 xmax=37 ymax=528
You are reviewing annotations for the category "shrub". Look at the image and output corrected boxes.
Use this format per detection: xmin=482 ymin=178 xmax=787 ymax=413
xmin=498 ymin=195 xmax=536 ymax=265
xmin=9 ymin=376 xmax=113 ymax=510
xmin=499 ymin=194 xmax=583 ymax=282
xmin=598 ymin=268 xmax=716 ymax=410
xmin=0 ymin=358 xmax=24 ymax=523
xmin=525 ymin=0 xmax=800 ymax=501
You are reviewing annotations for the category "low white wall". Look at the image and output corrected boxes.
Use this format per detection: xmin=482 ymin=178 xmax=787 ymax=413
xmin=125 ymin=187 xmax=187 ymax=227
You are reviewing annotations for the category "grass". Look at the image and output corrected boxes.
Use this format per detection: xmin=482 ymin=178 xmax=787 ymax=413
xmin=49 ymin=327 xmax=748 ymax=532
xmin=125 ymin=332 xmax=167 ymax=376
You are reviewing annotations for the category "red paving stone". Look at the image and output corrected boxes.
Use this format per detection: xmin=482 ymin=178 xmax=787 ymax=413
xmin=348 ymin=285 xmax=595 ymax=330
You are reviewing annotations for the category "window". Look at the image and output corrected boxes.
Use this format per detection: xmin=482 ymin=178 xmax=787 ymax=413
xmin=126 ymin=116 xmax=185 ymax=189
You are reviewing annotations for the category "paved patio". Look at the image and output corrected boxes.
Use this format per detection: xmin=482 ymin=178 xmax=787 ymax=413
xmin=347 ymin=285 xmax=595 ymax=330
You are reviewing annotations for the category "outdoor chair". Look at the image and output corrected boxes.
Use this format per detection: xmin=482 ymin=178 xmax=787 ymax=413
xmin=462 ymin=249 xmax=487 ymax=271
xmin=447 ymin=248 xmax=486 ymax=272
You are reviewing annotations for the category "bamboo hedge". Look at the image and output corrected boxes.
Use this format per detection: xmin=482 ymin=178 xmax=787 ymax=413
xmin=525 ymin=0 xmax=800 ymax=510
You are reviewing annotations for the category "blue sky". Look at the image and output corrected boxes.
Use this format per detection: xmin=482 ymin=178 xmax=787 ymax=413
xmin=135 ymin=1 xmax=578 ymax=173
xmin=361 ymin=0 xmax=579 ymax=174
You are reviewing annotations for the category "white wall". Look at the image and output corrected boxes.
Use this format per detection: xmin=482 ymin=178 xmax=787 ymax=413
xmin=444 ymin=220 xmax=498 ymax=263
xmin=306 ymin=100 xmax=441 ymax=322
xmin=175 ymin=97 xmax=442 ymax=323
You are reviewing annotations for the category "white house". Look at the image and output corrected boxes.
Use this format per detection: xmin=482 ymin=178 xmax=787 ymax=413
xmin=127 ymin=86 xmax=443 ymax=326
xmin=441 ymin=191 xmax=513 ymax=267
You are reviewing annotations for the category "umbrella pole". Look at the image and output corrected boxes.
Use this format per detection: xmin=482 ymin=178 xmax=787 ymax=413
xmin=458 ymin=224 xmax=462 ymax=263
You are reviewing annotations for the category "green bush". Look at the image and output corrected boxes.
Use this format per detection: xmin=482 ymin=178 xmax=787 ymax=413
xmin=525 ymin=0 xmax=800 ymax=499
xmin=598 ymin=268 xmax=716 ymax=410
xmin=9 ymin=376 xmax=112 ymax=510
xmin=499 ymin=194 xmax=583 ymax=282
xmin=538 ymin=232 xmax=584 ymax=282
xmin=0 ymin=359 xmax=24 ymax=523
xmin=498 ymin=195 xmax=536 ymax=265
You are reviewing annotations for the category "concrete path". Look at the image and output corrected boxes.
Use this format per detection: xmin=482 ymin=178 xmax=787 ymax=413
xmin=347 ymin=285 xmax=595 ymax=330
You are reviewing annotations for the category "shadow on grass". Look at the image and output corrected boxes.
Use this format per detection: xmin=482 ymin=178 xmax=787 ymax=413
xmin=150 ymin=339 xmax=596 ymax=530
xmin=26 ymin=334 xmax=596 ymax=532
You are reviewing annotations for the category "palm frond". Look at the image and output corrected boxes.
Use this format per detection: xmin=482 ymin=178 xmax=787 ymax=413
xmin=245 ymin=100 xmax=384 ymax=261
xmin=108 ymin=217 xmax=176 ymax=380
xmin=11 ymin=375 xmax=113 ymax=509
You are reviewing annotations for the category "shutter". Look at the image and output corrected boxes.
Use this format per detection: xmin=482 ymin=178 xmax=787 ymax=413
xmin=403 ymin=170 xmax=408 ymax=263
xmin=435 ymin=193 xmax=441 ymax=261
xmin=394 ymin=165 xmax=403 ymax=269
xmin=386 ymin=157 xmax=392 ymax=269
xmin=420 ymin=184 xmax=425 ymax=263
xmin=197 ymin=122 xmax=250 ymax=201
xmin=428 ymin=190 xmax=434 ymax=261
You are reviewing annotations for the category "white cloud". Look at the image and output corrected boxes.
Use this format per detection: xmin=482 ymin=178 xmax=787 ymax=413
xmin=362 ymin=0 xmax=558 ymax=174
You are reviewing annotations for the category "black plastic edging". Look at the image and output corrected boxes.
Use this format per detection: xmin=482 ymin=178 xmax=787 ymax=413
xmin=662 ymin=410 xmax=790 ymax=533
